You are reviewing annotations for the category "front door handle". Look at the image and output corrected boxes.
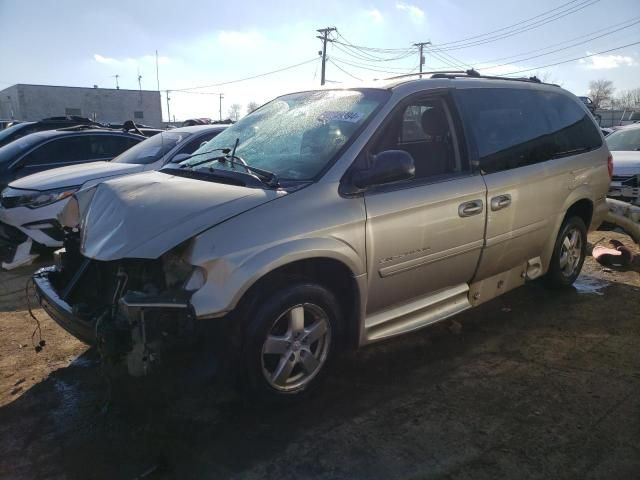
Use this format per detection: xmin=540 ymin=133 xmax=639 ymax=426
xmin=458 ymin=200 xmax=484 ymax=217
xmin=490 ymin=194 xmax=512 ymax=211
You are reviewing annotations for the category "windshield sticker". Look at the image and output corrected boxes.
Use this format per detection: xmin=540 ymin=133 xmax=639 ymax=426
xmin=318 ymin=111 xmax=363 ymax=123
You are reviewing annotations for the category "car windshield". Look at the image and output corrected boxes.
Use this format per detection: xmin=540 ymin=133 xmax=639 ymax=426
xmin=177 ymin=89 xmax=389 ymax=181
xmin=112 ymin=131 xmax=191 ymax=165
xmin=0 ymin=123 xmax=32 ymax=145
xmin=606 ymin=128 xmax=640 ymax=151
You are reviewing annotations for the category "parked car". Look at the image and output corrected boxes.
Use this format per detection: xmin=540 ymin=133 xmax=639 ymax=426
xmin=33 ymin=73 xmax=609 ymax=401
xmin=606 ymin=123 xmax=640 ymax=205
xmin=0 ymin=116 xmax=106 ymax=148
xmin=0 ymin=125 xmax=226 ymax=268
xmin=578 ymin=96 xmax=596 ymax=115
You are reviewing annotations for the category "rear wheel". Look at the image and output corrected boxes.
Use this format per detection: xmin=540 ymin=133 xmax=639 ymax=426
xmin=239 ymin=280 xmax=341 ymax=402
xmin=544 ymin=216 xmax=587 ymax=288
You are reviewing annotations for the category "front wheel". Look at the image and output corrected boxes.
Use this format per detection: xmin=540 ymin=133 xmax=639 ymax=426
xmin=240 ymin=280 xmax=341 ymax=402
xmin=544 ymin=216 xmax=587 ymax=288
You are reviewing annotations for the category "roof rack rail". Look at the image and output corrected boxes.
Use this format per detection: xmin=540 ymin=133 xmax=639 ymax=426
xmin=56 ymin=124 xmax=109 ymax=132
xmin=385 ymin=69 xmax=557 ymax=86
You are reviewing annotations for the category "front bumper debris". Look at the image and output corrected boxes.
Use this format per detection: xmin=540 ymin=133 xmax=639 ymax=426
xmin=33 ymin=267 xmax=96 ymax=344
xmin=33 ymin=267 xmax=197 ymax=375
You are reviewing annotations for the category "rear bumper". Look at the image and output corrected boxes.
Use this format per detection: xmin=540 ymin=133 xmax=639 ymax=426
xmin=32 ymin=268 xmax=96 ymax=345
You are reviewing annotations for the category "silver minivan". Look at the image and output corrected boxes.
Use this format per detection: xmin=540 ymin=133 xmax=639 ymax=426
xmin=33 ymin=72 xmax=610 ymax=401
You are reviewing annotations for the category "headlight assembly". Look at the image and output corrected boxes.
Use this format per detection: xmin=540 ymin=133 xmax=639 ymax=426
xmin=1 ymin=186 xmax=80 ymax=209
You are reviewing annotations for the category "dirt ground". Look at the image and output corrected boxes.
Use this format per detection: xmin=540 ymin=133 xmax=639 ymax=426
xmin=0 ymin=231 xmax=639 ymax=480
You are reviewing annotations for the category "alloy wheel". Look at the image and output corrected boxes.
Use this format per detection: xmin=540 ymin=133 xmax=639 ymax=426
xmin=261 ymin=303 xmax=331 ymax=392
xmin=559 ymin=227 xmax=583 ymax=278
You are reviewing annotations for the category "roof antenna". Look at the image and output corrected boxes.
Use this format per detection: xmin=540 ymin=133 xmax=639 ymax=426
xmin=137 ymin=68 xmax=142 ymax=91
xmin=112 ymin=74 xmax=120 ymax=89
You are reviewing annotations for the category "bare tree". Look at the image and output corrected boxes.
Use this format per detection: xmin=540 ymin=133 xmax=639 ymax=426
xmin=228 ymin=103 xmax=241 ymax=122
xmin=614 ymin=88 xmax=640 ymax=109
xmin=588 ymin=79 xmax=614 ymax=109
xmin=246 ymin=101 xmax=259 ymax=115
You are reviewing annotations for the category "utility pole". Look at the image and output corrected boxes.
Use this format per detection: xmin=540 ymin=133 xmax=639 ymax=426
xmin=219 ymin=93 xmax=224 ymax=121
xmin=166 ymin=90 xmax=171 ymax=125
xmin=155 ymin=50 xmax=160 ymax=92
xmin=413 ymin=42 xmax=431 ymax=77
xmin=316 ymin=27 xmax=336 ymax=86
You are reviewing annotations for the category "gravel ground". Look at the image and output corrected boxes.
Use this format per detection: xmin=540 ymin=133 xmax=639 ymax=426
xmin=0 ymin=231 xmax=638 ymax=480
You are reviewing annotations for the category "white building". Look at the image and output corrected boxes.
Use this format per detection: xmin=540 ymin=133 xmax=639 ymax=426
xmin=0 ymin=84 xmax=163 ymax=127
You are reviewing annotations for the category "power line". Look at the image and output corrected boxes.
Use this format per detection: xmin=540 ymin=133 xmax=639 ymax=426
xmin=332 ymin=40 xmax=415 ymax=63
xmin=331 ymin=57 xmax=415 ymax=75
xmin=173 ymin=58 xmax=319 ymax=91
xmin=501 ymin=40 xmax=640 ymax=75
xmin=328 ymin=59 xmax=363 ymax=81
xmin=477 ymin=16 xmax=640 ymax=69
xmin=331 ymin=56 xmax=416 ymax=72
xmin=433 ymin=0 xmax=584 ymax=47
xmin=429 ymin=0 xmax=599 ymax=52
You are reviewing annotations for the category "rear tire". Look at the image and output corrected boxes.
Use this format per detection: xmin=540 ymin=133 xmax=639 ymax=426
xmin=237 ymin=279 xmax=342 ymax=403
xmin=544 ymin=216 xmax=587 ymax=288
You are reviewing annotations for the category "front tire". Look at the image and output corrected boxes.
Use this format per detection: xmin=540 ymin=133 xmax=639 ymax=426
xmin=240 ymin=280 xmax=341 ymax=402
xmin=544 ymin=216 xmax=587 ymax=288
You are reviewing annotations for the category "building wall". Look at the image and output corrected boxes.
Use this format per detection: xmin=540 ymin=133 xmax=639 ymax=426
xmin=0 ymin=84 xmax=163 ymax=127
xmin=0 ymin=85 xmax=22 ymax=120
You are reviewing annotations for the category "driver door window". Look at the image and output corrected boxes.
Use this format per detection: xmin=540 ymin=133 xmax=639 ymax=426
xmin=374 ymin=97 xmax=463 ymax=181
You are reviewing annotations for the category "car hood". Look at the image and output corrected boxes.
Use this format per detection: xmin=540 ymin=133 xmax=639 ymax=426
xmin=10 ymin=161 xmax=145 ymax=191
xmin=69 ymin=170 xmax=284 ymax=261
xmin=611 ymin=151 xmax=640 ymax=176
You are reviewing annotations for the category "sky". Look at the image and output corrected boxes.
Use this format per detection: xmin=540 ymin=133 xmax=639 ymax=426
xmin=1 ymin=0 xmax=639 ymax=122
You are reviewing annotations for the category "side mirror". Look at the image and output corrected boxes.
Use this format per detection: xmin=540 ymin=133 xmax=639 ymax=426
xmin=170 ymin=153 xmax=191 ymax=163
xmin=200 ymin=141 xmax=209 ymax=148
xmin=352 ymin=150 xmax=415 ymax=188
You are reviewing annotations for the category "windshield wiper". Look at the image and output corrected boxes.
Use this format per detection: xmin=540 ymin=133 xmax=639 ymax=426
xmin=177 ymin=147 xmax=232 ymax=168
xmin=180 ymin=138 xmax=280 ymax=188
xmin=216 ymin=138 xmax=279 ymax=187
xmin=215 ymin=155 xmax=280 ymax=188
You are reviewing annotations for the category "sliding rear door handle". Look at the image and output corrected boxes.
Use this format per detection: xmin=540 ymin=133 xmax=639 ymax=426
xmin=458 ymin=200 xmax=484 ymax=217
xmin=490 ymin=194 xmax=512 ymax=211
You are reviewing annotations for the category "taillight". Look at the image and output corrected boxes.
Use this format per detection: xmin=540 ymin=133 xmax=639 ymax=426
xmin=607 ymin=154 xmax=613 ymax=180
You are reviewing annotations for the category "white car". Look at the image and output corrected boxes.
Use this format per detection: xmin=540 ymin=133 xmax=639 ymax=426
xmin=606 ymin=123 xmax=640 ymax=206
xmin=0 ymin=125 xmax=226 ymax=268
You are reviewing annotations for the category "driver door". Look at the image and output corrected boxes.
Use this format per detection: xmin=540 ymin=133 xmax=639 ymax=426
xmin=361 ymin=93 xmax=487 ymax=341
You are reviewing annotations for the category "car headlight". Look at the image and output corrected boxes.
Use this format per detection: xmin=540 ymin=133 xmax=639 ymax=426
xmin=1 ymin=186 xmax=80 ymax=209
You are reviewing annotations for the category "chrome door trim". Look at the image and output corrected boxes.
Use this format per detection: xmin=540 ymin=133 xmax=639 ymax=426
xmin=379 ymin=239 xmax=484 ymax=278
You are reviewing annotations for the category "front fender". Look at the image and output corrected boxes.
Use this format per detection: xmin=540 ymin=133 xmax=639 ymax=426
xmin=188 ymin=236 xmax=364 ymax=319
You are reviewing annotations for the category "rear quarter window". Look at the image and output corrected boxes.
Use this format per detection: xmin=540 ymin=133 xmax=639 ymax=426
xmin=456 ymin=88 xmax=602 ymax=174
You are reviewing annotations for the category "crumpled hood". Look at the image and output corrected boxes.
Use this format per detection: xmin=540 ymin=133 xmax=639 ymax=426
xmin=75 ymin=171 xmax=283 ymax=261
xmin=611 ymin=151 xmax=640 ymax=176
xmin=10 ymin=161 xmax=145 ymax=191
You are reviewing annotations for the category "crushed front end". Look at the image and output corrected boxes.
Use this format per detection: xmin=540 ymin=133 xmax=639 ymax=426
xmin=33 ymin=230 xmax=201 ymax=376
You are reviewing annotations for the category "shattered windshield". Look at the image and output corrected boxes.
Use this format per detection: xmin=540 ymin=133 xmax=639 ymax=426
xmin=113 ymin=131 xmax=190 ymax=165
xmin=177 ymin=89 xmax=389 ymax=181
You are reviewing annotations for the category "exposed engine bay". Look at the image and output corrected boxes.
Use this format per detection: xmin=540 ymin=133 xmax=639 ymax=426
xmin=39 ymin=229 xmax=199 ymax=376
